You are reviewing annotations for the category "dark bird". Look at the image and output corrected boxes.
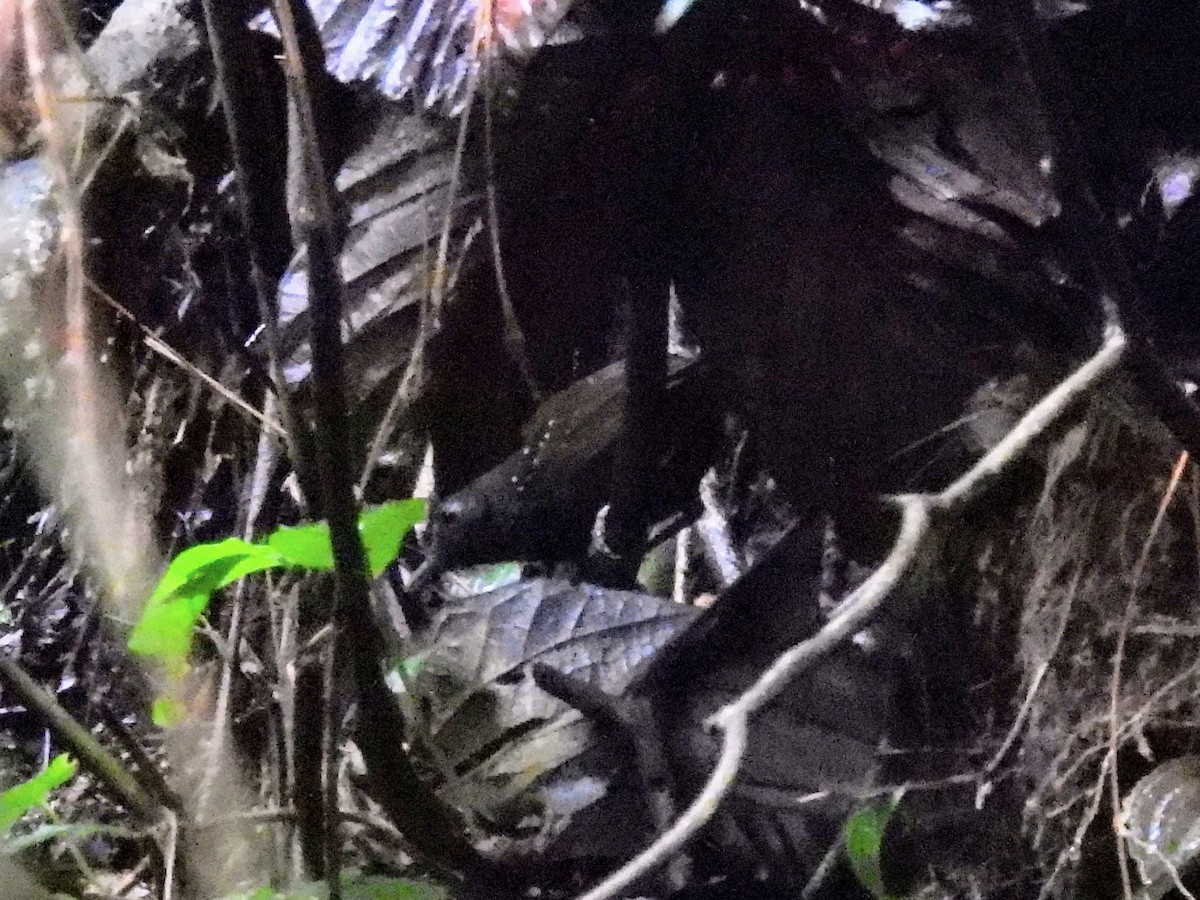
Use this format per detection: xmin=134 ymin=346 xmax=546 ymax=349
xmin=421 ymin=357 xmax=721 ymax=577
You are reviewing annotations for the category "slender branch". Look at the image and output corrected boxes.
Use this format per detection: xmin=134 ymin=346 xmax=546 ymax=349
xmin=940 ymin=327 xmax=1127 ymax=508
xmin=480 ymin=14 xmax=541 ymax=403
xmin=574 ymin=328 xmax=1128 ymax=900
xmin=320 ymin=627 xmax=340 ymax=898
xmin=0 ymin=653 xmax=164 ymax=824
xmin=717 ymin=493 xmax=930 ymax=719
xmin=199 ymin=0 xmax=315 ymax=508
xmin=532 ymin=662 xmax=688 ymax=887
xmin=161 ymin=809 xmax=178 ymax=900
xmin=576 ymin=704 xmax=747 ymax=900
xmin=268 ymin=0 xmax=500 ymax=887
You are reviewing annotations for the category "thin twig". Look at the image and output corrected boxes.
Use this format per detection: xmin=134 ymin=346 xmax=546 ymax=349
xmin=0 ymin=653 xmax=163 ymax=824
xmin=268 ymin=0 xmax=498 ymax=887
xmin=86 ymin=276 xmax=286 ymax=437
xmin=161 ymin=809 xmax=178 ymax=900
xmin=272 ymin=582 xmax=303 ymax=880
xmin=1039 ymin=753 xmax=1112 ymax=900
xmin=196 ymin=422 xmax=278 ymax=818
xmin=195 ymin=806 xmax=296 ymax=827
xmin=480 ymin=6 xmax=540 ymax=402
xmin=1106 ymin=449 xmax=1189 ymax=900
xmin=320 ymin=632 xmax=340 ymax=899
xmin=574 ymin=329 xmax=1128 ymax=900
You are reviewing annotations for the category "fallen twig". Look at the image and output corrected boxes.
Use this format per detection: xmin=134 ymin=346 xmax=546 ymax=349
xmin=0 ymin=653 xmax=164 ymax=824
xmin=574 ymin=327 xmax=1128 ymax=900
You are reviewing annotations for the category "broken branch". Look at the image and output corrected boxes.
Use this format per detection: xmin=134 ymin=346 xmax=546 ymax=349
xmin=574 ymin=326 xmax=1128 ymax=900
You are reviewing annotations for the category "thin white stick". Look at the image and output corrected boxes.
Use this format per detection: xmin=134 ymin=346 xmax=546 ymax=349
xmin=575 ymin=711 xmax=748 ymax=900
xmin=573 ymin=328 xmax=1130 ymax=900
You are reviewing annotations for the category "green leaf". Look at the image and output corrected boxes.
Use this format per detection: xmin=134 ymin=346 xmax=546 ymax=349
xmin=399 ymin=653 xmax=427 ymax=682
xmin=844 ymin=799 xmax=899 ymax=900
xmin=129 ymin=539 xmax=283 ymax=674
xmin=267 ymin=522 xmax=335 ymax=571
xmin=219 ymin=888 xmax=294 ymax=900
xmin=343 ymin=875 xmax=448 ymax=900
xmin=129 ymin=500 xmax=426 ymax=685
xmin=151 ymin=696 xmax=187 ymax=728
xmin=358 ymin=499 xmax=427 ymax=577
xmin=220 ymin=889 xmax=294 ymax=900
xmin=0 ymin=755 xmax=77 ymax=836
xmin=148 ymin=538 xmax=281 ymax=604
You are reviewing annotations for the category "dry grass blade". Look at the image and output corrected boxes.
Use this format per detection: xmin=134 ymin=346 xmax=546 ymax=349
xmin=86 ymin=276 xmax=286 ymax=437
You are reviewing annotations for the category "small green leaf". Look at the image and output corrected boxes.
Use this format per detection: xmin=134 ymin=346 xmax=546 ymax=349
xmin=267 ymin=522 xmax=335 ymax=571
xmin=219 ymin=888 xmax=296 ymax=900
xmin=147 ymin=538 xmax=281 ymax=605
xmin=343 ymin=875 xmax=448 ymax=900
xmin=220 ymin=889 xmax=292 ymax=900
xmin=130 ymin=500 xmax=426 ymax=695
xmin=0 ymin=754 xmax=77 ymax=835
xmin=399 ymin=653 xmax=427 ymax=682
xmin=129 ymin=540 xmax=283 ymax=675
xmin=844 ymin=799 xmax=899 ymax=900
xmin=358 ymin=499 xmax=427 ymax=577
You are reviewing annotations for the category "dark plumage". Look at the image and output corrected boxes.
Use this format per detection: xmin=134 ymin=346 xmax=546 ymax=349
xmin=423 ymin=358 xmax=720 ymax=573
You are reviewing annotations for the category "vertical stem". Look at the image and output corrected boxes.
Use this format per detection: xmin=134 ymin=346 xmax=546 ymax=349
xmin=198 ymin=0 xmax=316 ymax=509
xmin=268 ymin=0 xmax=498 ymax=887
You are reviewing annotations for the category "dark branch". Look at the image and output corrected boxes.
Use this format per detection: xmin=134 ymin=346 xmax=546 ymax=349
xmin=267 ymin=0 xmax=508 ymax=890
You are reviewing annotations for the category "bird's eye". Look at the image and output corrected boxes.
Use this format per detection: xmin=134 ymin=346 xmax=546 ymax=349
xmin=434 ymin=497 xmax=466 ymax=526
